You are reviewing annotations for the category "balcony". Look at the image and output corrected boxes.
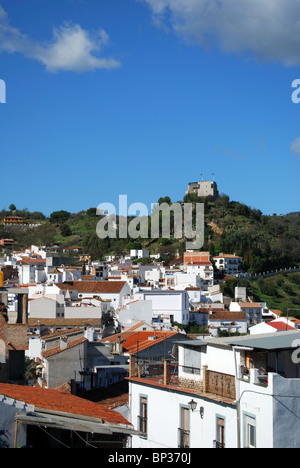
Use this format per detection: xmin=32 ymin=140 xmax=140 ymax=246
xmin=128 ymin=357 xmax=236 ymax=404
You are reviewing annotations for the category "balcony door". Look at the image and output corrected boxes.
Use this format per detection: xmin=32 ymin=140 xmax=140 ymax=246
xmin=179 ymin=406 xmax=190 ymax=448
xmin=216 ymin=417 xmax=225 ymax=448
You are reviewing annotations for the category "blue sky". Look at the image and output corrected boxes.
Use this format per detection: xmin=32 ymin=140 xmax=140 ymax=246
xmin=0 ymin=0 xmax=300 ymax=217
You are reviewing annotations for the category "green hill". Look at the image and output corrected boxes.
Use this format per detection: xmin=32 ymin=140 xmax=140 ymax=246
xmin=1 ymin=194 xmax=300 ymax=277
xmin=221 ymin=271 xmax=300 ymax=317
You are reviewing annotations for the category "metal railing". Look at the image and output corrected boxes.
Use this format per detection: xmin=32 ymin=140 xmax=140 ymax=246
xmin=178 ymin=428 xmax=190 ymax=448
xmin=138 ymin=416 xmax=148 ymax=436
xmin=213 ymin=440 xmax=225 ymax=448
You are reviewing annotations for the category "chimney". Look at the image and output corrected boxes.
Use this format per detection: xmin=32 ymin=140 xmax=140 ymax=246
xmin=60 ymin=336 xmax=68 ymax=350
xmin=129 ymin=355 xmax=136 ymax=378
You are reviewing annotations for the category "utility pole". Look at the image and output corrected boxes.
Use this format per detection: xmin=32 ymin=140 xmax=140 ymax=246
xmin=286 ymin=307 xmax=300 ymax=329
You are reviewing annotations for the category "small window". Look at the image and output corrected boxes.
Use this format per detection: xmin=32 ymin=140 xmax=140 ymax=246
xmin=244 ymin=415 xmax=256 ymax=448
xmin=215 ymin=417 xmax=225 ymax=448
xmin=138 ymin=396 xmax=148 ymax=437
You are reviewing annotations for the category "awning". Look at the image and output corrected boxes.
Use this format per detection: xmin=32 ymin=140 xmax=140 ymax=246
xmin=16 ymin=410 xmax=142 ymax=437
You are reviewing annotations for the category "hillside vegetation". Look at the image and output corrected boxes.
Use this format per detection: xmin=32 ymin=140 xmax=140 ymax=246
xmin=221 ymin=272 xmax=300 ymax=317
xmin=0 ymin=193 xmax=299 ymax=277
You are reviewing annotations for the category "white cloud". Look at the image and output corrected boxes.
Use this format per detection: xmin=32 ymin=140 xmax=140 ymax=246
xmin=0 ymin=5 xmax=120 ymax=72
xmin=142 ymin=0 xmax=300 ymax=66
xmin=290 ymin=137 xmax=300 ymax=159
xmin=34 ymin=24 xmax=120 ymax=73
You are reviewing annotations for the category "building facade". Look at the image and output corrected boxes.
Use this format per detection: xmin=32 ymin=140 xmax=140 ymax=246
xmin=128 ymin=331 xmax=300 ymax=448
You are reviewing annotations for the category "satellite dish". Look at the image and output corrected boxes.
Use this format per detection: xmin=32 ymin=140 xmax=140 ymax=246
xmin=171 ymin=344 xmax=178 ymax=359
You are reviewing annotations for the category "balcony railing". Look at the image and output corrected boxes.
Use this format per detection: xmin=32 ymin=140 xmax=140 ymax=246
xmin=138 ymin=416 xmax=148 ymax=437
xmin=178 ymin=428 xmax=190 ymax=448
xmin=213 ymin=440 xmax=225 ymax=448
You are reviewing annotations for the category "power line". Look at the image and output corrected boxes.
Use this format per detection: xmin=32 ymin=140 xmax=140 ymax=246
xmin=37 ymin=425 xmax=70 ymax=448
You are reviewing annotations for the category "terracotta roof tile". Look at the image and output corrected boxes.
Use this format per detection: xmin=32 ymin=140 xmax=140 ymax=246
xmin=268 ymin=322 xmax=294 ymax=331
xmin=55 ymin=281 xmax=127 ymax=294
xmin=0 ymin=383 xmax=131 ymax=426
xmin=42 ymin=337 xmax=87 ymax=358
xmin=238 ymin=302 xmax=263 ymax=308
xmin=209 ymin=311 xmax=247 ymax=320
xmin=101 ymin=330 xmax=179 ymax=354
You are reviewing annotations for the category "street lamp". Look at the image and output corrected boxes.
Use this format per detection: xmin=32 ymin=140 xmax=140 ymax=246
xmin=188 ymin=400 xmax=204 ymax=418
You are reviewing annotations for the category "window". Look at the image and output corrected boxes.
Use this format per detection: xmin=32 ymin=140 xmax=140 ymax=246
xmin=138 ymin=396 xmax=148 ymax=437
xmin=244 ymin=415 xmax=256 ymax=448
xmin=215 ymin=417 xmax=225 ymax=448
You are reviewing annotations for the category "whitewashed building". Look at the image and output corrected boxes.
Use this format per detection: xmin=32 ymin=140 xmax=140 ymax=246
xmin=229 ymin=302 xmax=263 ymax=328
xmin=128 ymin=330 xmax=300 ymax=448
xmin=132 ymin=289 xmax=190 ymax=325
xmin=213 ymin=253 xmax=243 ymax=276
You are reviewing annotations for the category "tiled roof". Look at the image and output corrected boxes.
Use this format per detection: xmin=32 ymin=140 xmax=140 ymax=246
xmin=268 ymin=322 xmax=295 ymax=331
xmin=55 ymin=281 xmax=127 ymax=294
xmin=238 ymin=302 xmax=263 ymax=308
xmin=213 ymin=254 xmax=243 ymax=259
xmin=0 ymin=383 xmax=131 ymax=426
xmin=101 ymin=330 xmax=179 ymax=354
xmin=16 ymin=257 xmax=46 ymax=265
xmin=41 ymin=328 xmax=83 ymax=340
xmin=209 ymin=312 xmax=247 ymax=320
xmin=42 ymin=337 xmax=87 ymax=358
xmin=28 ymin=318 xmax=101 ymax=327
xmin=270 ymin=309 xmax=283 ymax=316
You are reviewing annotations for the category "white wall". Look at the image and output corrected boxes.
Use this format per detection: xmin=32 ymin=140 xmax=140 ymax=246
xmin=118 ymin=300 xmax=153 ymax=326
xmin=64 ymin=306 xmax=102 ymax=320
xmin=249 ymin=322 xmax=275 ymax=335
xmin=143 ymin=292 xmax=189 ymax=324
xmin=26 ymin=336 xmax=43 ymax=360
xmin=209 ymin=320 xmax=248 ymax=337
xmin=0 ymin=399 xmax=31 ymax=448
xmin=29 ymin=297 xmax=58 ymax=319
xmin=129 ymin=381 xmax=237 ymax=448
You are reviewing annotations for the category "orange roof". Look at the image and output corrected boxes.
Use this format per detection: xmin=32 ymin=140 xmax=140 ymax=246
xmin=268 ymin=322 xmax=295 ymax=331
xmin=126 ymin=332 xmax=178 ymax=354
xmin=288 ymin=317 xmax=300 ymax=324
xmin=0 ymin=383 xmax=131 ymax=426
xmin=101 ymin=329 xmax=179 ymax=354
xmin=209 ymin=311 xmax=247 ymax=320
xmin=213 ymin=254 xmax=243 ymax=259
xmin=270 ymin=309 xmax=283 ymax=316
xmin=56 ymin=281 xmax=127 ymax=294
xmin=17 ymin=257 xmax=46 ymax=265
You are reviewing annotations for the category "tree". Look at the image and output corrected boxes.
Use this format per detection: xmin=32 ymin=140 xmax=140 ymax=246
xmin=60 ymin=224 xmax=72 ymax=237
xmin=9 ymin=204 xmax=16 ymax=212
xmin=158 ymin=196 xmax=171 ymax=205
xmin=30 ymin=211 xmax=46 ymax=220
xmin=50 ymin=210 xmax=71 ymax=225
xmin=86 ymin=207 xmax=97 ymax=217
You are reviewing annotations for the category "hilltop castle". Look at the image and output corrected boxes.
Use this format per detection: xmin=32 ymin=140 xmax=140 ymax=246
xmin=186 ymin=179 xmax=218 ymax=200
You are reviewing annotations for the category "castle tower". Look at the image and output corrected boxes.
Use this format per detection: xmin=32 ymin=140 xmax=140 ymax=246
xmin=186 ymin=180 xmax=218 ymax=200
